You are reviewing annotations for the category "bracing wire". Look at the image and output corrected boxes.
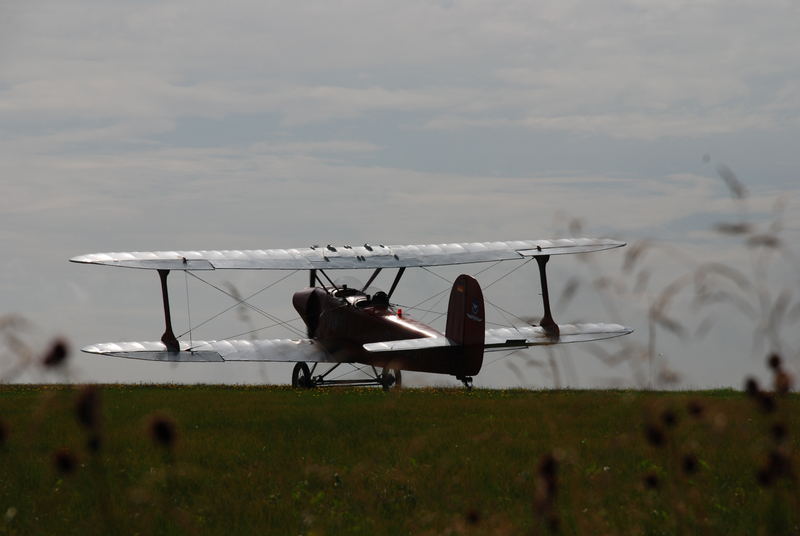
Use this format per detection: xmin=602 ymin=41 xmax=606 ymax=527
xmin=178 ymin=270 xmax=299 ymax=338
xmin=328 ymin=363 xmax=374 ymax=382
xmin=187 ymin=272 xmax=307 ymax=338
xmin=410 ymin=259 xmax=534 ymax=327
xmin=484 ymin=348 xmax=526 ymax=368
xmin=483 ymin=258 xmax=532 ymax=290
xmin=218 ymin=318 xmax=305 ymax=342
xmin=404 ymin=261 xmax=504 ymax=312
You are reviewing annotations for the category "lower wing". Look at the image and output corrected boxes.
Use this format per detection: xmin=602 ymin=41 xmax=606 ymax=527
xmin=82 ymin=323 xmax=631 ymax=362
xmin=81 ymin=339 xmax=335 ymax=363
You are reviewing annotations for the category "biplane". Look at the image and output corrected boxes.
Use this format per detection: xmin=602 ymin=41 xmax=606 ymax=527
xmin=71 ymin=239 xmax=632 ymax=389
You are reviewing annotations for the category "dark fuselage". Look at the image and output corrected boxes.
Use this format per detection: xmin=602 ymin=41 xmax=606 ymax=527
xmin=292 ymin=286 xmax=474 ymax=375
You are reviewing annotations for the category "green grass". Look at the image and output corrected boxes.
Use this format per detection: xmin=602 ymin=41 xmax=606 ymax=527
xmin=0 ymin=386 xmax=798 ymax=535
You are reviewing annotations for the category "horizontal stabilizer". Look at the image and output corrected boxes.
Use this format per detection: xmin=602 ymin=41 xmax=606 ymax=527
xmin=82 ymin=339 xmax=335 ymax=363
xmin=484 ymin=323 xmax=632 ymax=350
xmin=363 ymin=323 xmax=632 ymax=353
xmin=363 ymin=337 xmax=455 ymax=353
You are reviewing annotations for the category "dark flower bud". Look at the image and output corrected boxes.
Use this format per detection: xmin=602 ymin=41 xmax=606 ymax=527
xmin=774 ymin=370 xmax=793 ymax=395
xmin=644 ymin=424 xmax=665 ymax=447
xmin=86 ymin=434 xmax=102 ymax=453
xmin=538 ymin=453 xmax=558 ymax=480
xmin=758 ymin=393 xmax=776 ymax=413
xmin=687 ymin=400 xmax=704 ymax=417
xmin=42 ymin=339 xmax=69 ymax=367
xmin=767 ymin=449 xmax=793 ymax=479
xmin=660 ymin=409 xmax=678 ymax=428
xmin=756 ymin=468 xmax=773 ymax=487
xmin=148 ymin=414 xmax=177 ymax=448
xmin=744 ymin=377 xmax=760 ymax=397
xmin=546 ymin=513 xmax=561 ymax=534
xmin=53 ymin=448 xmax=78 ymax=475
xmin=770 ymin=423 xmax=787 ymax=443
xmin=75 ymin=385 xmax=100 ymax=430
xmin=682 ymin=454 xmax=698 ymax=475
xmin=767 ymin=353 xmax=782 ymax=370
xmin=643 ymin=472 xmax=660 ymax=490
xmin=536 ymin=453 xmax=559 ymax=502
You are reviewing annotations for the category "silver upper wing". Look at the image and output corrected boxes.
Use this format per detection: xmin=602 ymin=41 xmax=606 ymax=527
xmin=70 ymin=238 xmax=625 ymax=271
xmin=82 ymin=339 xmax=336 ymax=363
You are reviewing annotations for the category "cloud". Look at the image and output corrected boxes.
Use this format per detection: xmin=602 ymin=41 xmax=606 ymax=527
xmin=2 ymin=0 xmax=798 ymax=141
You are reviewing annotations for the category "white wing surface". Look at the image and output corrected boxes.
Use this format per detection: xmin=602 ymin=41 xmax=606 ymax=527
xmin=362 ymin=323 xmax=632 ymax=353
xmin=82 ymin=339 xmax=335 ymax=363
xmin=482 ymin=323 xmax=632 ymax=350
xmin=70 ymin=238 xmax=624 ymax=271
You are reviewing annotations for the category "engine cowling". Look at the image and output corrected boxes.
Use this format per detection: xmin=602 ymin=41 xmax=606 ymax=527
xmin=292 ymin=288 xmax=325 ymax=338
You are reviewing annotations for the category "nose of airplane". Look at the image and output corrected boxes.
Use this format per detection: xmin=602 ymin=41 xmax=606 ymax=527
xmin=292 ymin=287 xmax=323 ymax=338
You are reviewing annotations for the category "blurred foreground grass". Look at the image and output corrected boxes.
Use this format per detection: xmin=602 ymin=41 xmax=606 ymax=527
xmin=1 ymin=386 xmax=798 ymax=535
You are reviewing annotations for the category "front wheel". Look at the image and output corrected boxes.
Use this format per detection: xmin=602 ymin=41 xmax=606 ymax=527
xmin=380 ymin=368 xmax=402 ymax=391
xmin=292 ymin=362 xmax=313 ymax=388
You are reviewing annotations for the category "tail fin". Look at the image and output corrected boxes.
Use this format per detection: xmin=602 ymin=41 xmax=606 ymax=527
xmin=445 ymin=274 xmax=485 ymax=377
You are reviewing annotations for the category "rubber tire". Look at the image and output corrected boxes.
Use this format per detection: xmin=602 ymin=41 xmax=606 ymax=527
xmin=381 ymin=368 xmax=402 ymax=391
xmin=292 ymin=362 xmax=313 ymax=388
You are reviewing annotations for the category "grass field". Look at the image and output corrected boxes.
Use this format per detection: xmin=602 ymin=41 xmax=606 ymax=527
xmin=0 ymin=386 xmax=798 ymax=535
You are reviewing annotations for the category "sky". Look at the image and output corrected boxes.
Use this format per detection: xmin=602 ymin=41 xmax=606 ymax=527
xmin=2 ymin=0 xmax=799 ymax=388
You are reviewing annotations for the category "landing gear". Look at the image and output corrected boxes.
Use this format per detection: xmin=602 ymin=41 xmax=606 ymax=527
xmin=292 ymin=362 xmax=313 ymax=388
xmin=290 ymin=362 xmax=403 ymax=390
xmin=457 ymin=376 xmax=474 ymax=390
xmin=379 ymin=368 xmax=402 ymax=391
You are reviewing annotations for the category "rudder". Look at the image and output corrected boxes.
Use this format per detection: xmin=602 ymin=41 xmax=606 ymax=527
xmin=445 ymin=274 xmax=485 ymax=377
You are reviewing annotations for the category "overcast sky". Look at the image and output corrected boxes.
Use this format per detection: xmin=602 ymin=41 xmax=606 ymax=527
xmin=2 ymin=0 xmax=798 ymax=388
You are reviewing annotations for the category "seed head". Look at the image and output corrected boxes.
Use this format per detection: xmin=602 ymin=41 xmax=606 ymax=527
xmin=774 ymin=370 xmax=793 ymax=395
xmin=682 ymin=454 xmax=699 ymax=475
xmin=644 ymin=424 xmax=666 ymax=447
xmin=744 ymin=377 xmax=760 ymax=397
xmin=546 ymin=513 xmax=561 ymax=534
xmin=465 ymin=508 xmax=481 ymax=526
xmin=687 ymin=400 xmax=704 ymax=418
xmin=767 ymin=449 xmax=793 ymax=479
xmin=538 ymin=454 xmax=558 ymax=493
xmin=660 ymin=409 xmax=678 ymax=428
xmin=42 ymin=339 xmax=69 ymax=367
xmin=538 ymin=453 xmax=558 ymax=480
xmin=75 ymin=385 xmax=100 ymax=430
xmin=758 ymin=393 xmax=776 ymax=414
xmin=52 ymin=448 xmax=78 ymax=475
xmin=86 ymin=434 xmax=102 ymax=453
xmin=148 ymin=414 xmax=177 ymax=449
xmin=756 ymin=468 xmax=773 ymax=487
xmin=770 ymin=423 xmax=787 ymax=443
xmin=767 ymin=353 xmax=782 ymax=370
xmin=643 ymin=472 xmax=660 ymax=490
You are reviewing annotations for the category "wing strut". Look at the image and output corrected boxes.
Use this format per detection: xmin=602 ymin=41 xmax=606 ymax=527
xmin=387 ymin=267 xmax=405 ymax=299
xmin=361 ymin=268 xmax=382 ymax=292
xmin=535 ymin=256 xmax=560 ymax=338
xmin=158 ymin=269 xmax=180 ymax=353
xmin=309 ymin=269 xmax=316 ymax=288
xmin=317 ymin=269 xmax=339 ymax=290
